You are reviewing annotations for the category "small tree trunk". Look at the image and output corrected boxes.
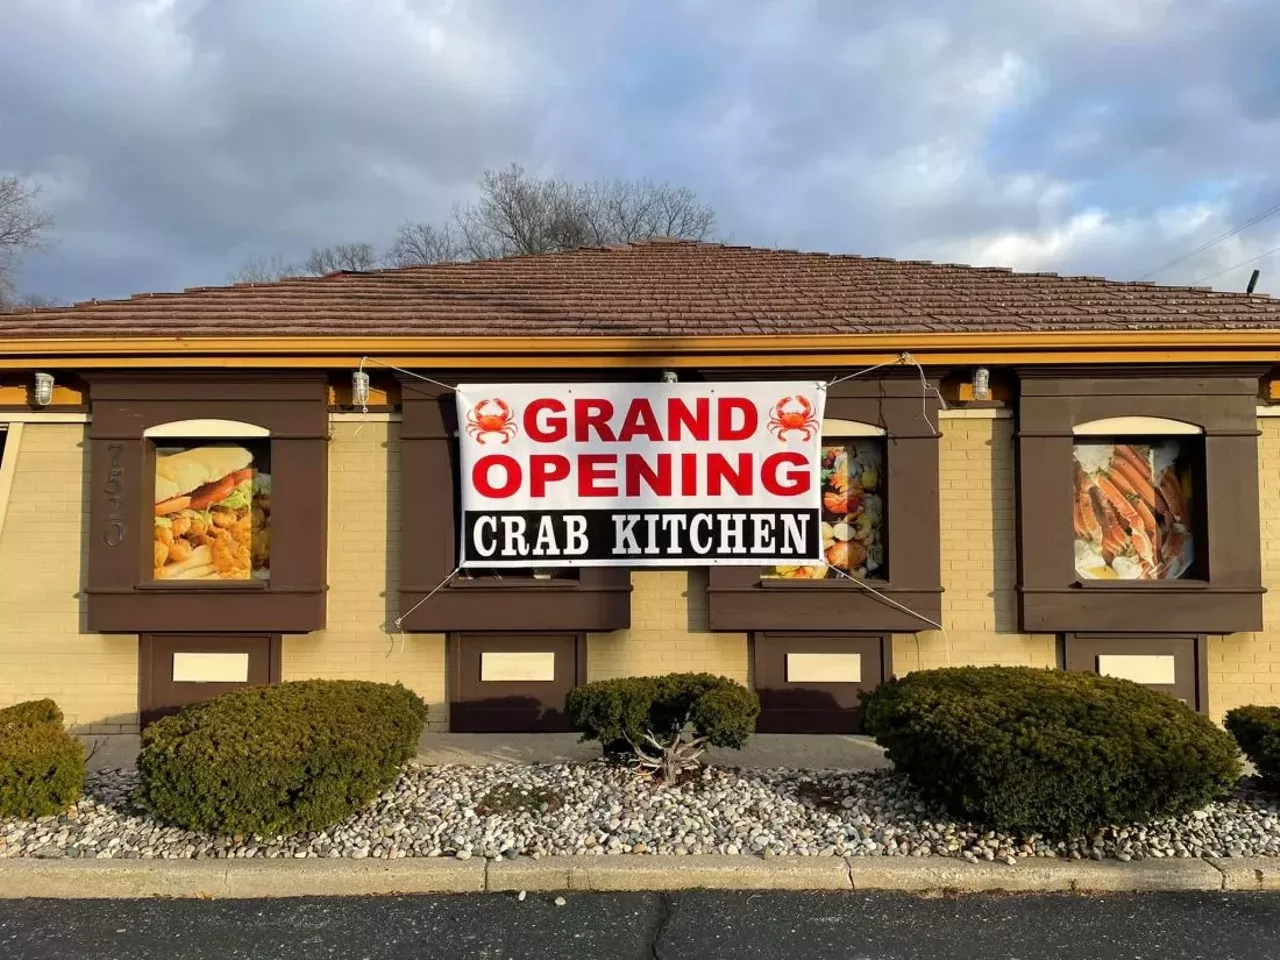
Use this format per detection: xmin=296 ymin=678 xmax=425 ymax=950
xmin=627 ymin=721 xmax=708 ymax=783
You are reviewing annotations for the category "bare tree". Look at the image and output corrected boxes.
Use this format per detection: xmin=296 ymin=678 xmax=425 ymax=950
xmin=386 ymin=221 xmax=466 ymax=267
xmin=222 ymin=165 xmax=717 ymax=284
xmin=232 ymin=243 xmax=377 ymax=283
xmin=454 ymin=164 xmax=716 ymax=258
xmin=2 ymin=292 xmax=63 ymax=312
xmin=0 ymin=175 xmax=55 ymax=308
xmin=574 ymin=179 xmax=716 ymax=246
xmin=303 ymin=242 xmax=378 ymax=275
xmin=453 ymin=165 xmax=581 ymax=258
xmin=228 ymin=253 xmax=299 ymax=284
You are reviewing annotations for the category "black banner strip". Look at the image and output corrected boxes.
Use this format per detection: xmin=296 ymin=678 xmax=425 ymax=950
xmin=462 ymin=508 xmax=822 ymax=564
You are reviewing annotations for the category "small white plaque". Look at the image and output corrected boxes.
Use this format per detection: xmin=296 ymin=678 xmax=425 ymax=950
xmin=172 ymin=652 xmax=250 ymax=684
xmin=481 ymin=651 xmax=556 ymax=682
xmin=786 ymin=653 xmax=862 ymax=684
xmin=1097 ymin=654 xmax=1176 ymax=685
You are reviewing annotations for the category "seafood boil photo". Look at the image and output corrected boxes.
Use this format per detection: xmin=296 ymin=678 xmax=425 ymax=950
xmin=153 ymin=444 xmax=272 ymax=581
xmin=1072 ymin=440 xmax=1195 ymax=580
xmin=767 ymin=440 xmax=885 ymax=580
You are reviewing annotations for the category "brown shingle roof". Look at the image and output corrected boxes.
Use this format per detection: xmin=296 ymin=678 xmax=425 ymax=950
xmin=5 ymin=240 xmax=1279 ymax=340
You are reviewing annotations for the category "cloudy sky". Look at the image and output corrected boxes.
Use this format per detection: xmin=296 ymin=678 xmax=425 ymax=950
xmin=3 ymin=0 xmax=1279 ymax=304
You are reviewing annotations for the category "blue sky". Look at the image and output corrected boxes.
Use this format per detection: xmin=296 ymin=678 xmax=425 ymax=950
xmin=3 ymin=0 xmax=1280 ymax=303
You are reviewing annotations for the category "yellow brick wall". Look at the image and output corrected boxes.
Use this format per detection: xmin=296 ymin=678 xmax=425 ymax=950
xmin=589 ymin=570 xmax=749 ymax=683
xmin=0 ymin=423 xmax=138 ymax=733
xmin=5 ymin=411 xmax=1277 ymax=736
xmin=896 ymin=413 xmax=1056 ymax=675
xmin=1209 ymin=415 xmax=1280 ymax=721
xmin=282 ymin=419 xmax=448 ymax=728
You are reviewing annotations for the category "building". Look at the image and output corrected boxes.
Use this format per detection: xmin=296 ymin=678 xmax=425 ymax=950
xmin=1 ymin=240 xmax=1278 ymax=740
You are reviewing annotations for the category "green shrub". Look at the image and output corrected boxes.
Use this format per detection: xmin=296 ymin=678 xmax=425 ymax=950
xmin=1225 ymin=705 xmax=1280 ymax=786
xmin=0 ymin=700 xmax=84 ymax=818
xmin=566 ymin=673 xmax=760 ymax=766
xmin=862 ymin=666 xmax=1240 ymax=837
xmin=136 ymin=680 xmax=428 ymax=836
xmin=0 ymin=698 xmax=64 ymax=728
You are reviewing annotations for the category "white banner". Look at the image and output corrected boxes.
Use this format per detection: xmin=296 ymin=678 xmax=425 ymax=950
xmin=456 ymin=381 xmax=827 ymax=567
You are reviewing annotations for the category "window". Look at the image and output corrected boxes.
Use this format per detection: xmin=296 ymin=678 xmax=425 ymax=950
xmin=1071 ymin=437 xmax=1202 ymax=581
xmin=765 ymin=438 xmax=886 ymax=580
xmin=151 ymin=439 xmax=271 ymax=582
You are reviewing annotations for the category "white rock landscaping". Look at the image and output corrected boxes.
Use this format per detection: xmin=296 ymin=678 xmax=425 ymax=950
xmin=3 ymin=763 xmax=1280 ymax=864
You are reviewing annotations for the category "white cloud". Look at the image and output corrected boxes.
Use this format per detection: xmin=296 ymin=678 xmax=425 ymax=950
xmin=1 ymin=0 xmax=1279 ymax=300
xmin=1039 ymin=0 xmax=1177 ymax=35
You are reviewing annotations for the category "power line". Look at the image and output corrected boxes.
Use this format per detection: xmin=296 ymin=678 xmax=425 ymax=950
xmin=1138 ymin=199 xmax=1280 ymax=280
xmin=1191 ymin=243 xmax=1280 ymax=287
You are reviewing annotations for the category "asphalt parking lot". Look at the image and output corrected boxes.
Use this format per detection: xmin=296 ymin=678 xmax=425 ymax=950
xmin=3 ymin=890 xmax=1280 ymax=959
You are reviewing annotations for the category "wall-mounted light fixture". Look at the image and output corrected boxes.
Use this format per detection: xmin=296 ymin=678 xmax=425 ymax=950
xmin=352 ymin=370 xmax=371 ymax=408
xmin=661 ymin=370 xmax=678 ymax=384
xmin=33 ymin=372 xmax=55 ymax=407
xmin=971 ymin=367 xmax=991 ymax=402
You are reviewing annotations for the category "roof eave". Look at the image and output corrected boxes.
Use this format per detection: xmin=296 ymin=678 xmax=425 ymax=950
xmin=0 ymin=330 xmax=1278 ymax=368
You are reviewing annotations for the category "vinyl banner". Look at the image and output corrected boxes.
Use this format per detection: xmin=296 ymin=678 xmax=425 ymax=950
xmin=456 ymin=382 xmax=827 ymax=567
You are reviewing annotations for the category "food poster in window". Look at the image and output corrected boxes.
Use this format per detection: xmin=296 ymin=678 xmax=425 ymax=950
xmin=1072 ymin=440 xmax=1194 ymax=580
xmin=767 ymin=440 xmax=885 ymax=580
xmin=152 ymin=443 xmax=271 ymax=581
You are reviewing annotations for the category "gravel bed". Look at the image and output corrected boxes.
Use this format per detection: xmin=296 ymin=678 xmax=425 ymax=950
xmin=3 ymin=763 xmax=1280 ymax=863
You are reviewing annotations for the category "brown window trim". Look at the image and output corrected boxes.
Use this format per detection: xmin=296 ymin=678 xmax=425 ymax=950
xmin=138 ymin=632 xmax=282 ymax=728
xmin=752 ymin=632 xmax=894 ymax=733
xmin=1068 ymin=579 xmax=1212 ymax=592
xmin=396 ymin=372 xmax=631 ymax=633
xmin=453 ymin=566 xmax=582 ymax=586
xmin=85 ymin=372 xmax=329 ymax=634
xmin=449 ymin=578 xmax=581 ymax=589
xmin=1016 ymin=366 xmax=1265 ymax=635
xmin=1060 ymin=632 xmax=1208 ymax=715
xmin=447 ymin=631 xmax=586 ymax=732
xmin=134 ymin=580 xmax=271 ymax=592
xmin=707 ymin=374 xmax=943 ymax=633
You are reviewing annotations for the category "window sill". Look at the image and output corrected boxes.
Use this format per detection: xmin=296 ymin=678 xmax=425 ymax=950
xmin=1021 ymin=583 xmax=1264 ymax=597
xmin=134 ymin=579 xmax=270 ymax=592
xmin=759 ymin=577 xmax=892 ymax=590
xmin=450 ymin=578 xmax=582 ymax=589
xmin=753 ymin=580 xmax=943 ymax=594
xmin=1070 ymin=579 xmax=1210 ymax=591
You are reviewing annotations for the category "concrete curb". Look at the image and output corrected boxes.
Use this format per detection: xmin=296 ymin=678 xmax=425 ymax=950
xmin=844 ymin=857 xmax=1224 ymax=894
xmin=0 ymin=855 xmax=1274 ymax=899
xmin=488 ymin=855 xmax=853 ymax=892
xmin=1208 ymin=859 xmax=1280 ymax=891
xmin=0 ymin=860 xmax=485 ymax=899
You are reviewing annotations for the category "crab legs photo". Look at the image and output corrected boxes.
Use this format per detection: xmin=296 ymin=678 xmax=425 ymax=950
xmin=1072 ymin=441 xmax=1195 ymax=580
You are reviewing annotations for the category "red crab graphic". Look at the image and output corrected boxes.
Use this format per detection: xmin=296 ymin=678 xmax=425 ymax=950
xmin=766 ymin=395 xmax=819 ymax=442
xmin=465 ymin=398 xmax=518 ymax=444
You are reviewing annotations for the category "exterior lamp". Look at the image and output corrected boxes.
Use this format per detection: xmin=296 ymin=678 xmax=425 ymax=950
xmin=352 ymin=370 xmax=371 ymax=407
xmin=971 ymin=367 xmax=991 ymax=402
xmin=33 ymin=372 xmax=55 ymax=407
xmin=661 ymin=370 xmax=678 ymax=384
